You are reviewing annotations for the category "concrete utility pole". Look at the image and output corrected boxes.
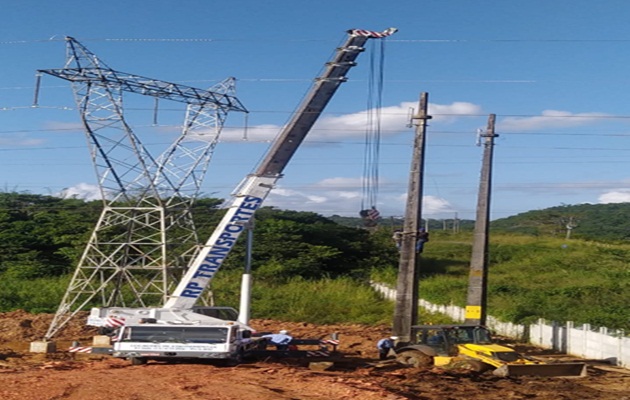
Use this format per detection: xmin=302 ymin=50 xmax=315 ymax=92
xmin=393 ymin=92 xmax=431 ymax=341
xmin=465 ymin=114 xmax=498 ymax=325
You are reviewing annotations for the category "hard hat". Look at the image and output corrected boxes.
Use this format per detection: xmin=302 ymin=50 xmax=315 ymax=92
xmin=279 ymin=330 xmax=288 ymax=335
xmin=390 ymin=336 xmax=399 ymax=340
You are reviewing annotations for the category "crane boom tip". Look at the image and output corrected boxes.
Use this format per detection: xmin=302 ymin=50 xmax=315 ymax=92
xmin=348 ymin=27 xmax=398 ymax=38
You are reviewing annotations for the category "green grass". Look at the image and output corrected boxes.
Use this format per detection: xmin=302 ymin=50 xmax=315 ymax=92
xmin=213 ymin=271 xmax=396 ymax=325
xmin=0 ymin=275 xmax=70 ymax=313
xmin=372 ymin=232 xmax=630 ymax=330
xmin=2 ymin=231 xmax=628 ymax=331
xmin=211 ymin=270 xmax=450 ymax=326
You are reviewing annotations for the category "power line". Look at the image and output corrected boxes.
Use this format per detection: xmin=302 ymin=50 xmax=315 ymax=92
xmin=6 ymin=37 xmax=630 ymax=45
xmin=7 ymin=103 xmax=630 ymax=123
xmin=4 ymin=135 xmax=630 ymax=154
xmin=13 ymin=77 xmax=630 ymax=91
xmin=5 ymin=139 xmax=630 ymax=154
xmin=4 ymin=122 xmax=630 ymax=140
xmin=393 ymin=38 xmax=630 ymax=43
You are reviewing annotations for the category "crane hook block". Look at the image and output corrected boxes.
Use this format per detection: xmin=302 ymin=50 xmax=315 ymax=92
xmin=348 ymin=27 xmax=398 ymax=38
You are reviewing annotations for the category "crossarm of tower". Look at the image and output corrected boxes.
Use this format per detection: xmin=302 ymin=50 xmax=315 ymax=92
xmin=37 ymin=68 xmax=248 ymax=112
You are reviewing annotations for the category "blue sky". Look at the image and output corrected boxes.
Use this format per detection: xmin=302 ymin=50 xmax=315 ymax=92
xmin=2 ymin=1 xmax=630 ymax=220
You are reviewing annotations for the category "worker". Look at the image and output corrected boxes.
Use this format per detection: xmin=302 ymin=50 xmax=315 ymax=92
xmin=428 ymin=333 xmax=444 ymax=345
xmin=263 ymin=329 xmax=293 ymax=351
xmin=416 ymin=228 xmax=429 ymax=253
xmin=376 ymin=336 xmax=397 ymax=360
xmin=392 ymin=230 xmax=403 ymax=250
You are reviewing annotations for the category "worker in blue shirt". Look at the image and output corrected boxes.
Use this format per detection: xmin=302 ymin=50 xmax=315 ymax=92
xmin=416 ymin=228 xmax=429 ymax=253
xmin=263 ymin=329 xmax=293 ymax=350
xmin=377 ymin=336 xmax=397 ymax=360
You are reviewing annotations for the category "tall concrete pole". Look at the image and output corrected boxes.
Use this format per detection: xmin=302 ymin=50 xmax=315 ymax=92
xmin=393 ymin=92 xmax=431 ymax=341
xmin=465 ymin=114 xmax=498 ymax=325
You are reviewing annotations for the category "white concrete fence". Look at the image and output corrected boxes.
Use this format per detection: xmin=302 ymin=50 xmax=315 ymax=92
xmin=371 ymin=282 xmax=630 ymax=369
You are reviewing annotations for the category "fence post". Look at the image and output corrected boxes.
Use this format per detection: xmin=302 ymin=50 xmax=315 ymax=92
xmin=566 ymin=321 xmax=574 ymax=356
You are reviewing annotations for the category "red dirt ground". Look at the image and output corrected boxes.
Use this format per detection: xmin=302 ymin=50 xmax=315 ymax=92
xmin=0 ymin=310 xmax=628 ymax=400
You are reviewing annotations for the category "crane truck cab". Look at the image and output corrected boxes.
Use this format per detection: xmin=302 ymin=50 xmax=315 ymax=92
xmin=88 ymin=306 xmax=258 ymax=365
xmin=113 ymin=319 xmax=255 ymax=365
xmin=394 ymin=325 xmax=587 ymax=377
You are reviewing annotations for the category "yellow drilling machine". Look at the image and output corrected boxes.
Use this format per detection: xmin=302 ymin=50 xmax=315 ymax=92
xmin=394 ymin=324 xmax=587 ymax=377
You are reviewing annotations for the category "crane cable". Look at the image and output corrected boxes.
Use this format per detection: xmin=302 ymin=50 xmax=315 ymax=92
xmin=360 ymin=38 xmax=386 ymax=225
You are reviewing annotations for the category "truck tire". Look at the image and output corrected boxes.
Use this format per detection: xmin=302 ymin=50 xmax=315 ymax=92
xmin=221 ymin=349 xmax=244 ymax=367
xmin=98 ymin=327 xmax=114 ymax=335
xmin=396 ymin=350 xmax=433 ymax=368
xmin=233 ymin=349 xmax=244 ymax=365
xmin=130 ymin=357 xmax=147 ymax=365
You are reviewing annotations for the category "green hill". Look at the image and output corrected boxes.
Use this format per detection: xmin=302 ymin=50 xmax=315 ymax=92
xmin=490 ymin=202 xmax=630 ymax=242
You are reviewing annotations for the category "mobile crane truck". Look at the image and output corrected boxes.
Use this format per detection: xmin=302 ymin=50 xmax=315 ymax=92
xmin=86 ymin=27 xmax=397 ymax=365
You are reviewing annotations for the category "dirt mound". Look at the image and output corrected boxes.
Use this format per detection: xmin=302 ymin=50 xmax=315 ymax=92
xmin=0 ymin=311 xmax=628 ymax=400
xmin=0 ymin=310 xmax=97 ymax=343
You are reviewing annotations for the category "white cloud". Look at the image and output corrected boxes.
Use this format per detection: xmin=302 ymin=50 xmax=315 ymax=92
xmin=56 ymin=183 xmax=102 ymax=201
xmin=265 ymin=177 xmax=455 ymax=217
xmin=266 ymin=179 xmax=363 ymax=215
xmin=337 ymin=191 xmax=361 ymax=199
xmin=598 ymin=190 xmax=630 ymax=204
xmin=271 ymin=188 xmax=327 ymax=204
xmin=499 ymin=110 xmax=609 ymax=132
xmin=219 ymin=124 xmax=278 ymax=142
xmin=217 ymin=100 xmax=483 ymax=142
xmin=315 ymin=177 xmax=362 ymax=188
xmin=424 ymin=195 xmax=456 ymax=215
xmin=313 ymin=101 xmax=483 ymax=140
xmin=393 ymin=193 xmax=455 ymax=216
xmin=428 ymin=102 xmax=484 ymax=122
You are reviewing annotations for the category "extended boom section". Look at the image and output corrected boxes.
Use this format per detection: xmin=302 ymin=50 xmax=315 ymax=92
xmin=164 ymin=27 xmax=397 ymax=310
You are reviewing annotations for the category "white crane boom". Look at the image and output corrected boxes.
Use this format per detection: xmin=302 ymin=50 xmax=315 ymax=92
xmin=164 ymin=27 xmax=397 ymax=310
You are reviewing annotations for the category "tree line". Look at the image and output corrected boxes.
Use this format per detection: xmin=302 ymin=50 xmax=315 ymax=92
xmin=0 ymin=192 xmax=397 ymax=282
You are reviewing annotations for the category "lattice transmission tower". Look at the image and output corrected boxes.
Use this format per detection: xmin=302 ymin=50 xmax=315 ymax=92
xmin=37 ymin=37 xmax=247 ymax=339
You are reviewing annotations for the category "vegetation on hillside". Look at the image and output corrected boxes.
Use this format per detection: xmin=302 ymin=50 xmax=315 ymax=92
xmin=0 ymin=192 xmax=628 ymax=330
xmin=0 ymin=192 xmax=403 ymax=325
xmin=373 ymin=230 xmax=630 ymax=331
xmin=490 ymin=202 xmax=630 ymax=242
